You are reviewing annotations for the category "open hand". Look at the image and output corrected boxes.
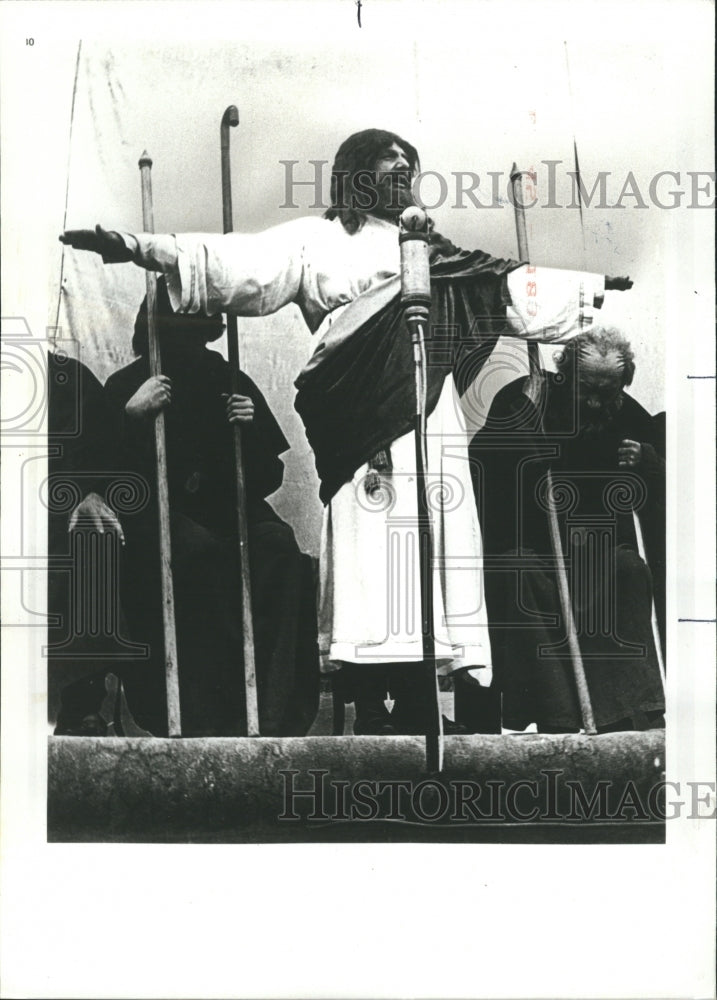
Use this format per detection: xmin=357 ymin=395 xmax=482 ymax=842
xmin=126 ymin=376 xmax=172 ymax=419
xmin=223 ymin=393 xmax=254 ymax=425
xmin=69 ymin=492 xmax=125 ymax=544
xmin=59 ymin=225 xmax=134 ymax=263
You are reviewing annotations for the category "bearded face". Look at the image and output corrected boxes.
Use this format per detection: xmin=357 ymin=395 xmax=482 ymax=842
xmin=326 ymin=129 xmax=421 ymax=232
xmin=343 ymin=141 xmax=417 ymax=220
xmin=371 ymin=141 xmax=417 ymax=218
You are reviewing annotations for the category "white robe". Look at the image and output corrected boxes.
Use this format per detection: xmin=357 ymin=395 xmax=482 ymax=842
xmin=125 ymin=215 xmax=605 ymax=683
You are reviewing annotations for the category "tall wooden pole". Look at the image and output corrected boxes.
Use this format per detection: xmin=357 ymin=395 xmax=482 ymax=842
xmin=220 ymin=106 xmax=260 ymax=737
xmin=510 ymin=164 xmax=597 ymax=735
xmin=138 ymin=151 xmax=182 ymax=736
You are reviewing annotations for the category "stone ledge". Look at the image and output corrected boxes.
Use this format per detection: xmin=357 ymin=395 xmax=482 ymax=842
xmin=48 ymin=731 xmax=665 ymax=843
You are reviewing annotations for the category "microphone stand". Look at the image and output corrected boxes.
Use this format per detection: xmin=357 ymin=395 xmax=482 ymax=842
xmin=399 ymin=208 xmax=444 ymax=773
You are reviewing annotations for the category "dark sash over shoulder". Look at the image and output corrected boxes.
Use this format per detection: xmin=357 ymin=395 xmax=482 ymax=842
xmin=294 ymin=242 xmax=521 ymax=504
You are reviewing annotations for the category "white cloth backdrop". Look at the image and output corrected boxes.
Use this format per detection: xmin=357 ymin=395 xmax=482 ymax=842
xmin=52 ymin=39 xmax=679 ymax=554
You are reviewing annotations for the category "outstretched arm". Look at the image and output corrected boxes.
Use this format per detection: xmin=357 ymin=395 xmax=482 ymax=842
xmin=504 ymin=264 xmax=633 ymax=343
xmin=60 ymin=225 xmax=135 ymax=263
xmin=60 ymin=218 xmax=311 ymax=319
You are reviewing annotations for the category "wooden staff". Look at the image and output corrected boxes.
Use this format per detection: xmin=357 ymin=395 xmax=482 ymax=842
xmin=220 ymin=106 xmax=260 ymax=737
xmin=138 ymin=151 xmax=182 ymax=736
xmin=510 ymin=164 xmax=597 ymax=735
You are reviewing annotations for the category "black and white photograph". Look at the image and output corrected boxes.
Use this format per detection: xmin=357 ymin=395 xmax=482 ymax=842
xmin=1 ymin=0 xmax=714 ymax=997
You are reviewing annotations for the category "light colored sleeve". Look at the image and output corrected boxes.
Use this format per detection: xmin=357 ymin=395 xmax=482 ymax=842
xmin=119 ymin=218 xmax=312 ymax=317
xmin=505 ymin=264 xmax=606 ymax=343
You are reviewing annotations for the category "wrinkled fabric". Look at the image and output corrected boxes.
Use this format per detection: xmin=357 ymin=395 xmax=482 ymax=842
xmin=471 ymin=373 xmax=666 ymax=730
xmin=104 ymin=345 xmax=288 ymax=530
xmin=294 ymin=244 xmax=519 ymax=503
xmin=488 ymin=547 xmax=665 ymax=731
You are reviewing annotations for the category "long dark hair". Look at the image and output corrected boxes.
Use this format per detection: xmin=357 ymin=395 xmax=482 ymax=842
xmin=132 ymin=278 xmax=224 ymax=356
xmin=324 ymin=128 xmax=420 ymax=235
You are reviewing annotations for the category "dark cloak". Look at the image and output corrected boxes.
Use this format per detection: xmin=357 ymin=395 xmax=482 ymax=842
xmin=470 ymin=372 xmax=666 ymax=732
xmin=48 ymin=351 xmax=130 ymax=729
xmin=294 ymin=240 xmax=522 ymax=503
xmin=104 ymin=344 xmax=289 ymax=532
xmin=47 ymin=351 xmax=121 ymax=553
xmin=103 ymin=343 xmax=319 ymax=737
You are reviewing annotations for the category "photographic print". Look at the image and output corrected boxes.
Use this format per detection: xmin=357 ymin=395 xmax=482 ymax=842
xmin=1 ymin=1 xmax=714 ymax=997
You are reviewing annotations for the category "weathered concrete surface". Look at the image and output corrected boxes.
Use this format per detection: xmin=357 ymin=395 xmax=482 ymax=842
xmin=48 ymin=732 xmax=665 ymax=843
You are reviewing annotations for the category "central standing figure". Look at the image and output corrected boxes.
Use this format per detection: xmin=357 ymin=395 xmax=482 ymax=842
xmin=61 ymin=127 xmax=631 ymax=735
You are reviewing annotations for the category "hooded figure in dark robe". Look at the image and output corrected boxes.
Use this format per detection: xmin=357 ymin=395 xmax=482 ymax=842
xmin=48 ymin=349 xmax=133 ymax=734
xmin=469 ymin=328 xmax=665 ymax=733
xmin=103 ymin=280 xmax=319 ymax=737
